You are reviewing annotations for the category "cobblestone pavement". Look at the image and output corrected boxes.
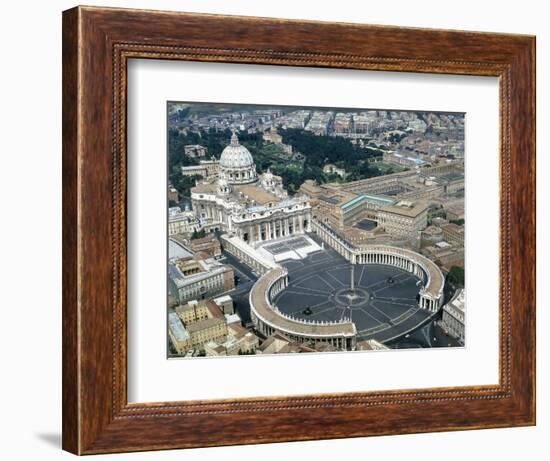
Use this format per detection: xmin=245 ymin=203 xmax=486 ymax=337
xmin=273 ymin=246 xmax=434 ymax=342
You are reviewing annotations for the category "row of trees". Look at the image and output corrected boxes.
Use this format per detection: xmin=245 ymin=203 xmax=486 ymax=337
xmin=279 ymin=128 xmax=384 ymax=185
xmin=447 ymin=266 xmax=465 ymax=287
xmin=168 ymin=128 xmax=201 ymax=168
xmin=168 ymin=126 xmax=386 ymax=197
xmin=168 ymin=128 xmax=230 ymax=198
xmin=170 ymin=171 xmax=201 ymax=200
xmin=442 ymin=265 xmax=465 ymax=306
xmin=280 ymin=128 xmax=372 ymax=170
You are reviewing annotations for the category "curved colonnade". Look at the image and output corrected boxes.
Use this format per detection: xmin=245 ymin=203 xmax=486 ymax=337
xmin=249 ymin=267 xmax=357 ymax=350
xmin=311 ymin=220 xmax=444 ymax=312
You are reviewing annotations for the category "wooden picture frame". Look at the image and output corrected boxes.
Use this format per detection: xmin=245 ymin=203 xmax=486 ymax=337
xmin=62 ymin=5 xmax=536 ymax=455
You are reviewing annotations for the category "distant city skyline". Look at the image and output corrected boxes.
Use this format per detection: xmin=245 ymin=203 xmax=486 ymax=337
xmin=168 ymin=100 xmax=465 ymax=116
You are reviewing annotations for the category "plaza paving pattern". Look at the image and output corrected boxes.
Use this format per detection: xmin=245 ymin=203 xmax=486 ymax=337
xmin=273 ymin=247 xmax=434 ymax=342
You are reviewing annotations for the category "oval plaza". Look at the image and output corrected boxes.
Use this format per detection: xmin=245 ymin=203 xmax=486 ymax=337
xmin=247 ymin=231 xmax=444 ymax=350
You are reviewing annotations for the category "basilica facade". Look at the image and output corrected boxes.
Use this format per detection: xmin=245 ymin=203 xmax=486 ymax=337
xmin=190 ymin=132 xmax=311 ymax=244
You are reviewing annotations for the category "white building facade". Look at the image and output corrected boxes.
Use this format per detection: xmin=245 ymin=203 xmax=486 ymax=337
xmin=168 ymin=206 xmax=200 ymax=236
xmin=190 ymin=132 xmax=312 ymax=243
xmin=442 ymin=288 xmax=466 ymax=344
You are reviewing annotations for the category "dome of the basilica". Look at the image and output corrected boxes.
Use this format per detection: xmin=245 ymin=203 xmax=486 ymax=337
xmin=219 ymin=132 xmax=257 ymax=185
xmin=219 ymin=132 xmax=254 ymax=169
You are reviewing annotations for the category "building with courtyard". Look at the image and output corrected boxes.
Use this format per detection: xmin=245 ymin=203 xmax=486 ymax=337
xmin=168 ymin=242 xmax=235 ymax=304
xmin=184 ymin=144 xmax=208 ymax=158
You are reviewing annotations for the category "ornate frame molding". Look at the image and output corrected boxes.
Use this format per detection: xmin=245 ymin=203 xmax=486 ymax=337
xmin=63 ymin=6 xmax=535 ymax=454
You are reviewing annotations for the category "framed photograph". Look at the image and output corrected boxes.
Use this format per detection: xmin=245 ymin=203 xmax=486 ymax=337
xmin=62 ymin=6 xmax=536 ymax=455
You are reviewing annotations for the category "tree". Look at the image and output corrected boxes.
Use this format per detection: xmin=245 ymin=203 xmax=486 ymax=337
xmin=280 ymin=128 xmax=379 ymax=181
xmin=169 ymin=170 xmax=202 ymax=198
xmin=168 ymin=128 xmax=201 ymax=167
xmin=191 ymin=229 xmax=206 ymax=240
xmin=447 ymin=266 xmax=465 ymax=288
xmin=272 ymin=166 xmax=304 ymax=193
